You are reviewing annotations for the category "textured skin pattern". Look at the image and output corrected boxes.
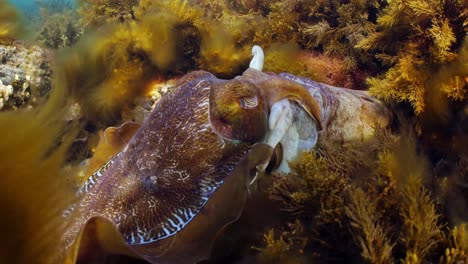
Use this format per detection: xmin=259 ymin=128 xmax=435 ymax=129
xmin=64 ymin=71 xmax=251 ymax=250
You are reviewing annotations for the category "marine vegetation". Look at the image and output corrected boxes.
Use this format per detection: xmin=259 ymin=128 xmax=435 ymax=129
xmin=0 ymin=0 xmax=22 ymax=44
xmin=357 ymin=0 xmax=468 ymax=115
xmin=79 ymin=0 xmax=139 ymax=27
xmin=249 ymin=131 xmax=467 ymax=264
xmin=299 ymin=0 xmax=380 ymax=71
xmin=0 ymin=65 xmax=77 ymax=263
xmin=28 ymin=0 xmax=82 ymax=48
xmin=0 ymin=0 xmax=467 ymax=264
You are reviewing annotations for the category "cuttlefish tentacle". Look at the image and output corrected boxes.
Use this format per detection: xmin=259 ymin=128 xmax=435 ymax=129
xmin=265 ymin=99 xmax=294 ymax=148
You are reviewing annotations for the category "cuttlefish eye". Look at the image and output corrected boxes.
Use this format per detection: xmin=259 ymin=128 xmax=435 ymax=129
xmin=240 ymin=96 xmax=258 ymax=109
xmin=209 ymin=80 xmax=268 ymax=143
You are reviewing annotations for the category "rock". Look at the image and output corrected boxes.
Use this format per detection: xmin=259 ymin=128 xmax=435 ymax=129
xmin=0 ymin=41 xmax=53 ymax=110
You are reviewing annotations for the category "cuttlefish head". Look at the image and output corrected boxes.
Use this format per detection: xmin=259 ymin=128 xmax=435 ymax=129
xmin=241 ymin=68 xmax=323 ymax=131
xmin=209 ymin=79 xmax=268 ymax=143
xmin=208 ymin=69 xmax=323 ymax=143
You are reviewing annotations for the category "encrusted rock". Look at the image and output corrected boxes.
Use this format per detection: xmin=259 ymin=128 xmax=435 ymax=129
xmin=0 ymin=41 xmax=53 ymax=110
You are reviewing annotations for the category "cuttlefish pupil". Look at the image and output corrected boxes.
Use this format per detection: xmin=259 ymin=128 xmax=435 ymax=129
xmin=240 ymin=96 xmax=258 ymax=109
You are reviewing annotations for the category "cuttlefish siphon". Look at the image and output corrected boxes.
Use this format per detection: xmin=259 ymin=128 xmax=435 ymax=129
xmin=61 ymin=64 xmax=324 ymax=262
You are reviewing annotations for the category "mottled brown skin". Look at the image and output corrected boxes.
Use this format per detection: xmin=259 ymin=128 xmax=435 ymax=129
xmin=84 ymin=122 xmax=141 ymax=182
xmin=63 ymin=70 xmax=297 ymax=264
xmin=67 ymin=144 xmax=273 ymax=264
xmin=279 ymin=73 xmax=393 ymax=144
xmin=208 ymin=68 xmax=324 ymax=142
xmin=209 ymin=78 xmax=269 ymax=142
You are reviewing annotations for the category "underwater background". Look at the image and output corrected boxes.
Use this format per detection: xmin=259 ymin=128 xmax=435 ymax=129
xmin=0 ymin=0 xmax=467 ymax=263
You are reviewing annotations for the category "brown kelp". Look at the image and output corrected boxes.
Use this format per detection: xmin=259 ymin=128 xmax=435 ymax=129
xmin=357 ymin=0 xmax=467 ymax=115
xmin=0 ymin=0 xmax=22 ymax=44
xmin=0 ymin=61 xmax=78 ymax=263
xmin=1 ymin=8 xmax=76 ymax=263
xmin=245 ymin=127 xmax=468 ymax=264
xmin=34 ymin=0 xmax=82 ymax=49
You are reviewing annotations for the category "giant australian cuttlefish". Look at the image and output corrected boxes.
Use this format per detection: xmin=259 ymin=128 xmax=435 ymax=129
xmin=61 ymin=46 xmax=392 ymax=264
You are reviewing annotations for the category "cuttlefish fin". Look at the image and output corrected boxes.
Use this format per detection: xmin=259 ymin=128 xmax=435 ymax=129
xmin=242 ymin=68 xmax=323 ymax=130
xmin=83 ymin=122 xmax=140 ymax=184
xmin=65 ymin=217 xmax=138 ymax=264
xmin=138 ymin=143 xmax=274 ymax=264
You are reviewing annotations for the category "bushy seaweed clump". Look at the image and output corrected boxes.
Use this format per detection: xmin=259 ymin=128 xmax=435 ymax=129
xmin=357 ymin=0 xmax=467 ymax=115
xmin=251 ymin=129 xmax=468 ymax=264
xmin=0 ymin=0 xmax=22 ymax=44
xmin=28 ymin=0 xmax=82 ymax=49
xmin=78 ymin=0 xmax=139 ymax=27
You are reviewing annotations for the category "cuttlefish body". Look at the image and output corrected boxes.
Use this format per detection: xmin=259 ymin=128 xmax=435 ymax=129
xmin=62 ymin=69 xmax=323 ymax=263
xmin=63 ymin=46 xmax=392 ymax=263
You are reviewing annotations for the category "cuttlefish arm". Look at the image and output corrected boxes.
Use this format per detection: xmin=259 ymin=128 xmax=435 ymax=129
xmin=65 ymin=143 xmax=273 ymax=264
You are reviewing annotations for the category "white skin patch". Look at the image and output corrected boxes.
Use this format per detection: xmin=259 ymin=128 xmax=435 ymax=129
xmin=265 ymin=100 xmax=319 ymax=173
xmin=249 ymin=45 xmax=264 ymax=71
xmin=265 ymin=99 xmax=293 ymax=148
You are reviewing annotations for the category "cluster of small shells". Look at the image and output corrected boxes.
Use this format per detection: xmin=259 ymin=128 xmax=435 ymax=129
xmin=0 ymin=79 xmax=13 ymax=109
xmin=0 ymin=74 xmax=32 ymax=110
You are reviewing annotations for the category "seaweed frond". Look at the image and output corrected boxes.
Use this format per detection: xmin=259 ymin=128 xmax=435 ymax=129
xmin=380 ymin=136 xmax=444 ymax=262
xmin=346 ymin=188 xmax=395 ymax=264
xmin=358 ymin=0 xmax=467 ymax=115
xmin=78 ymin=0 xmax=139 ymax=27
xmin=36 ymin=8 xmax=82 ymax=49
xmin=289 ymin=151 xmax=349 ymax=224
xmin=255 ymin=226 xmax=307 ymax=264
xmin=299 ymin=0 xmax=380 ymax=71
xmin=263 ymin=42 xmax=315 ymax=79
xmin=0 ymin=68 xmax=78 ymax=263
xmin=441 ymin=224 xmax=468 ymax=264
xmin=0 ymin=0 xmax=22 ymax=44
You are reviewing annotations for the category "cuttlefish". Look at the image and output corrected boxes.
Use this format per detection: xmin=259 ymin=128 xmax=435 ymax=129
xmin=62 ymin=61 xmax=324 ymax=263
xmin=62 ymin=46 xmax=392 ymax=263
